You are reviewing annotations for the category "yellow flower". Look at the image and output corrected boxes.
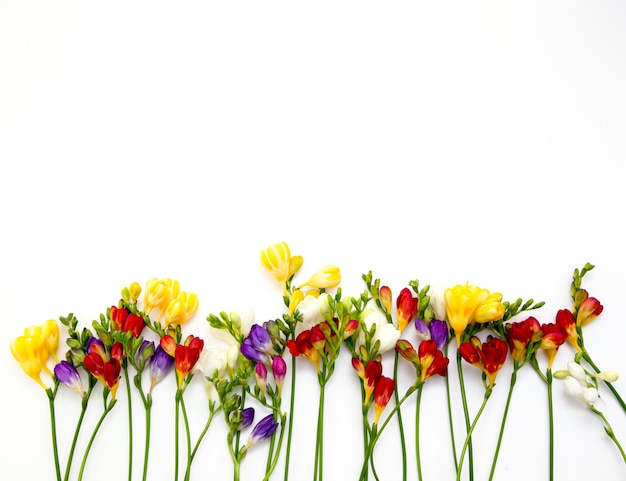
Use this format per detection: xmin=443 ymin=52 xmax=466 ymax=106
xmin=144 ymin=278 xmax=180 ymax=319
xmin=298 ymin=265 xmax=341 ymax=289
xmin=260 ymin=242 xmax=293 ymax=289
xmin=10 ymin=321 xmax=58 ymax=390
xmin=444 ymin=283 xmax=504 ymax=345
xmin=164 ymin=291 xmax=199 ymax=327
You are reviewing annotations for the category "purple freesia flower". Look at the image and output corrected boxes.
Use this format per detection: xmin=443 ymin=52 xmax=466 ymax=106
xmin=240 ymin=407 xmax=255 ymax=430
xmin=134 ymin=340 xmax=155 ymax=370
xmin=150 ymin=346 xmax=174 ymax=392
xmin=245 ymin=413 xmax=279 ymax=449
xmin=429 ymin=320 xmax=449 ymax=351
xmin=54 ymin=360 xmax=84 ymax=397
xmin=241 ymin=325 xmax=273 ymax=365
xmin=414 ymin=319 xmax=431 ymax=341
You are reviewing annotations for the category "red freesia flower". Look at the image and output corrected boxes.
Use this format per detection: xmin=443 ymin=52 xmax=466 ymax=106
xmin=396 ymin=288 xmax=418 ymax=331
xmin=539 ymin=322 xmax=565 ymax=370
xmin=373 ymin=375 xmax=395 ymax=425
xmin=83 ymin=341 xmax=123 ymax=399
xmin=576 ymin=291 xmax=603 ymax=327
xmin=174 ymin=335 xmax=204 ymax=388
xmin=460 ymin=336 xmax=507 ymax=387
xmin=506 ymin=316 xmax=541 ymax=363
xmin=286 ymin=327 xmax=322 ymax=372
xmin=555 ymin=309 xmax=580 ymax=352
xmin=110 ymin=305 xmax=146 ymax=337
xmin=417 ymin=340 xmax=449 ymax=381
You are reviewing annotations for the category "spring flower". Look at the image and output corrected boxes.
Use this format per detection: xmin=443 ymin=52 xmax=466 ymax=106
xmin=287 ymin=328 xmax=322 ymax=372
xmin=41 ymin=319 xmax=60 ymax=364
xmin=150 ymin=346 xmax=174 ymax=392
xmin=83 ymin=341 xmax=123 ymax=399
xmin=396 ymin=287 xmax=418 ymax=331
xmin=134 ymin=340 xmax=155 ymax=371
xmin=576 ymin=290 xmax=603 ymax=327
xmin=255 ymin=363 xmax=268 ymax=396
xmin=54 ymin=361 xmax=84 ymax=397
xmin=445 ymin=283 xmax=505 ymax=345
xmin=356 ymin=359 xmax=382 ymax=405
xmin=110 ymin=305 xmax=145 ymax=337
xmin=555 ymin=309 xmax=580 ymax=351
xmin=414 ymin=319 xmax=449 ymax=351
xmin=295 ymin=293 xmax=331 ymax=335
xmin=539 ymin=322 xmax=566 ymax=370
xmin=174 ymin=335 xmax=204 ymax=389
xmin=379 ymin=286 xmax=392 ymax=314
xmin=164 ymin=291 xmax=199 ymax=327
xmin=459 ymin=336 xmax=508 ymax=387
xmin=506 ymin=316 xmax=541 ymax=363
xmin=358 ymin=309 xmax=401 ymax=354
xmin=11 ymin=327 xmax=50 ymax=389
xmin=417 ymin=340 xmax=449 ymax=381
xmin=240 ymin=324 xmax=274 ymax=366
xmin=299 ymin=265 xmax=341 ymax=290
xmin=557 ymin=362 xmax=604 ymax=410
xmin=143 ymin=278 xmax=180 ymax=317
xmin=245 ymin=414 xmax=279 ymax=450
xmin=231 ymin=407 xmax=255 ymax=431
xmin=272 ymin=355 xmax=287 ymax=396
xmin=373 ymin=375 xmax=395 ymax=425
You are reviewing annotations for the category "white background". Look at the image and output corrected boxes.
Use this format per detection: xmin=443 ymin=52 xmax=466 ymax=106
xmin=2 ymin=1 xmax=626 ymax=480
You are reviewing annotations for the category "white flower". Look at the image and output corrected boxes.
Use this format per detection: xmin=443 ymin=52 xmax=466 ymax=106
xmin=358 ymin=308 xmax=401 ymax=354
xmin=428 ymin=285 xmax=447 ymax=321
xmin=196 ymin=344 xmax=239 ymax=378
xmin=561 ymin=362 xmax=604 ymax=411
xmin=295 ymin=293 xmax=331 ymax=335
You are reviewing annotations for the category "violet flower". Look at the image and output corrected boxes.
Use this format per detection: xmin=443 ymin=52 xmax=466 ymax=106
xmin=134 ymin=340 xmax=155 ymax=371
xmin=150 ymin=346 xmax=174 ymax=392
xmin=240 ymin=325 xmax=273 ymax=365
xmin=54 ymin=360 xmax=84 ymax=397
xmin=272 ymin=355 xmax=287 ymax=395
xmin=429 ymin=320 xmax=449 ymax=351
xmin=245 ymin=413 xmax=279 ymax=449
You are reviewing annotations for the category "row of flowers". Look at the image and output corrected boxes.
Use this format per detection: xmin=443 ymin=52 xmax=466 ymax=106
xmin=10 ymin=242 xmax=625 ymax=481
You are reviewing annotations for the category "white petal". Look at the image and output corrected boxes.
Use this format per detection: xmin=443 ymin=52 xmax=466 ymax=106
xmin=564 ymin=376 xmax=585 ymax=401
xmin=567 ymin=362 xmax=587 ymax=382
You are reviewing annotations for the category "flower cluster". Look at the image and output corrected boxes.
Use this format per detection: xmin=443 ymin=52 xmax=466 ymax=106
xmin=10 ymin=246 xmax=626 ymax=481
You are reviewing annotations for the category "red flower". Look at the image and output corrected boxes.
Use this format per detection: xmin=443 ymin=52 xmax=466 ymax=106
xmin=576 ymin=290 xmax=603 ymax=327
xmin=286 ymin=327 xmax=322 ymax=372
xmin=539 ymin=322 xmax=565 ymax=370
xmin=396 ymin=288 xmax=418 ymax=331
xmin=555 ymin=309 xmax=580 ymax=352
xmin=506 ymin=316 xmax=541 ymax=362
xmin=111 ymin=305 xmax=145 ymax=337
xmin=83 ymin=341 xmax=123 ymax=399
xmin=174 ymin=335 xmax=204 ymax=388
xmin=373 ymin=375 xmax=395 ymax=425
xmin=417 ymin=340 xmax=449 ymax=381
xmin=460 ymin=336 xmax=507 ymax=387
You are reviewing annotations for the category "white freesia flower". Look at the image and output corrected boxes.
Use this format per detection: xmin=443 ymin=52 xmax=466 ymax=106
xmin=295 ymin=293 xmax=331 ymax=335
xmin=196 ymin=344 xmax=239 ymax=378
xmin=561 ymin=362 xmax=604 ymax=411
xmin=428 ymin=285 xmax=447 ymax=321
xmin=358 ymin=308 xmax=401 ymax=354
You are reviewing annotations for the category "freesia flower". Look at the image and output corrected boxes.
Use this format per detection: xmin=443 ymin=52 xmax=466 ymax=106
xmin=414 ymin=319 xmax=449 ymax=351
xmin=255 ymin=363 xmax=268 ymax=396
xmin=294 ymin=293 xmax=331 ymax=335
xmin=11 ymin=326 xmax=51 ymax=389
xmin=41 ymin=319 xmax=60 ymax=364
xmin=54 ymin=361 xmax=84 ymax=397
xmin=174 ymin=335 xmax=204 ymax=389
xmin=260 ymin=242 xmax=296 ymax=293
xmin=143 ymin=278 xmax=180 ymax=318
xmin=506 ymin=316 xmax=541 ymax=363
xmin=444 ymin=283 xmax=505 ymax=345
xmin=240 ymin=324 xmax=274 ymax=366
xmin=373 ymin=376 xmax=395 ymax=425
xmin=83 ymin=341 xmax=123 ymax=399
xmin=164 ymin=291 xmax=199 ymax=327
xmin=417 ymin=340 xmax=449 ymax=381
xmin=539 ymin=322 xmax=566 ymax=370
xmin=555 ymin=309 xmax=580 ymax=351
xmin=459 ymin=336 xmax=507 ymax=387
xmin=396 ymin=288 xmax=418 ymax=332
xmin=358 ymin=309 xmax=401 ymax=355
xmin=298 ymin=265 xmax=341 ymax=290
xmin=245 ymin=414 xmax=279 ymax=450
xmin=576 ymin=290 xmax=603 ymax=327
xmin=286 ymin=327 xmax=323 ymax=372
xmin=110 ymin=305 xmax=145 ymax=337
xmin=150 ymin=346 xmax=174 ymax=392
xmin=272 ymin=355 xmax=287 ymax=396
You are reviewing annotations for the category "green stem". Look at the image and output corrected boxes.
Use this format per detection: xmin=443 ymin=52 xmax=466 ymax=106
xmin=181 ymin=395 xmax=192 ymax=480
xmin=77 ymin=399 xmax=116 ymax=481
xmin=593 ymin=408 xmax=626 ymax=463
xmin=488 ymin=368 xmax=518 ymax=481
xmin=124 ymin=366 xmax=133 ymax=481
xmin=360 ymin=389 xmax=370 ymax=481
xmin=547 ymin=369 xmax=554 ymax=481
xmin=262 ymin=413 xmax=288 ymax=481
xmin=416 ymin=385 xmax=424 ymax=481
xmin=47 ymin=388 xmax=62 ymax=481
xmin=313 ymin=382 xmax=326 ymax=481
xmin=457 ymin=349 xmax=474 ymax=481
xmin=64 ymin=390 xmax=92 ymax=481
xmin=142 ymin=394 xmax=152 ymax=481
xmin=175 ymin=390 xmax=181 ymax=481
xmin=456 ymin=389 xmax=492 ymax=481
xmin=393 ymin=351 xmax=407 ymax=481
xmin=445 ymin=345 xmax=459 ymax=471
xmin=283 ymin=354 xmax=297 ymax=481
xmin=185 ymin=408 xmax=217 ymax=481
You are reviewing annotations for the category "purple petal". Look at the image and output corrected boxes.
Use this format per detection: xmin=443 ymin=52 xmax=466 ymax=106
xmin=54 ymin=361 xmax=83 ymax=396
xmin=150 ymin=346 xmax=174 ymax=389
xmin=429 ymin=320 xmax=449 ymax=351
xmin=248 ymin=414 xmax=279 ymax=447
xmin=414 ymin=319 xmax=430 ymax=341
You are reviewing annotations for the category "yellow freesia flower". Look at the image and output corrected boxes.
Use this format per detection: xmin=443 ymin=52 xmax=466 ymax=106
xmin=298 ymin=265 xmax=341 ymax=289
xmin=10 ymin=321 xmax=59 ymax=389
xmin=260 ymin=242 xmax=293 ymax=290
xmin=164 ymin=291 xmax=199 ymax=326
xmin=144 ymin=278 xmax=180 ymax=319
xmin=444 ymin=283 xmax=504 ymax=345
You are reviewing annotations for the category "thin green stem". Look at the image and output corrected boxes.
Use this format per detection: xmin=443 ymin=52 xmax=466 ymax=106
xmin=142 ymin=394 xmax=152 ymax=481
xmin=547 ymin=369 xmax=554 ymax=481
xmin=593 ymin=408 xmax=626 ymax=463
xmin=180 ymin=396 xmax=192 ymax=481
xmin=47 ymin=388 xmax=62 ymax=481
xmin=456 ymin=389 xmax=492 ymax=481
xmin=393 ymin=351 xmax=407 ymax=481
xmin=64 ymin=390 xmax=92 ymax=481
xmin=488 ymin=368 xmax=518 ymax=481
xmin=77 ymin=399 xmax=116 ymax=481
xmin=124 ymin=366 xmax=133 ymax=481
xmin=262 ymin=413 xmax=288 ymax=481
xmin=175 ymin=390 xmax=181 ymax=481
xmin=313 ymin=382 xmax=325 ymax=481
xmin=415 ymin=385 xmax=424 ymax=481
xmin=445 ymin=345 xmax=459 ymax=471
xmin=283 ymin=354 xmax=297 ymax=481
xmin=457 ymin=350 xmax=474 ymax=481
